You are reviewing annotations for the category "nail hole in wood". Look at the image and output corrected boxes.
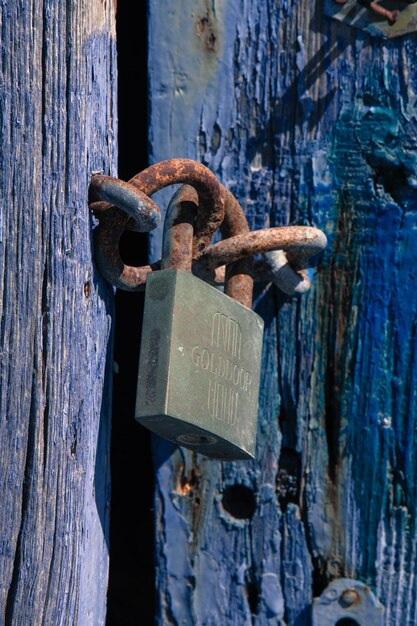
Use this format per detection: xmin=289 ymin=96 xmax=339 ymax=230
xmin=222 ymin=484 xmax=256 ymax=520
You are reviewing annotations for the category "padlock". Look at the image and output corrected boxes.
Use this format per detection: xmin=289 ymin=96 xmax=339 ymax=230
xmin=135 ymin=186 xmax=264 ymax=460
xmin=90 ymin=160 xmax=326 ymax=459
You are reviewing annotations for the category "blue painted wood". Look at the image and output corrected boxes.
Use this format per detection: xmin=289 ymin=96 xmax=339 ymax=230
xmin=148 ymin=1 xmax=417 ymax=625
xmin=0 ymin=2 xmax=116 ymax=623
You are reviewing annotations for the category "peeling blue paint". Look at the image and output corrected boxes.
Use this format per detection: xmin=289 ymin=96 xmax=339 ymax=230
xmin=149 ymin=1 xmax=417 ymax=624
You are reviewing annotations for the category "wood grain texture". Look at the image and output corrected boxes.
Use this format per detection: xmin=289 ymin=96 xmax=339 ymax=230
xmin=148 ymin=1 xmax=417 ymax=624
xmin=0 ymin=2 xmax=116 ymax=623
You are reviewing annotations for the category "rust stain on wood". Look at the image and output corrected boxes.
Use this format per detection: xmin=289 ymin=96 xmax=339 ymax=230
xmin=195 ymin=8 xmax=218 ymax=53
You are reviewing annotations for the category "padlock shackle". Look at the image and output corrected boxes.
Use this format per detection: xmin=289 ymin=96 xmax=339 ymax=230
xmin=162 ymin=184 xmax=254 ymax=308
xmin=162 ymin=185 xmax=196 ymax=272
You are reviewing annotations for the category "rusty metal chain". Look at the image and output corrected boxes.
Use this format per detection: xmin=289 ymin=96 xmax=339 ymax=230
xmin=194 ymin=224 xmax=327 ymax=298
xmin=89 ymin=159 xmax=224 ymax=290
xmin=89 ymin=159 xmax=327 ymax=303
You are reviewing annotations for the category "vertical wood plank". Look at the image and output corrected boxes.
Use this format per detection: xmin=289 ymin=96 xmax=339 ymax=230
xmin=148 ymin=1 xmax=417 ymax=625
xmin=0 ymin=1 xmax=117 ymax=623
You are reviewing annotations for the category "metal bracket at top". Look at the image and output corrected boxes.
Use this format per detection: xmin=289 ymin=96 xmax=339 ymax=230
xmin=324 ymin=0 xmax=417 ymax=39
xmin=313 ymin=578 xmax=385 ymax=626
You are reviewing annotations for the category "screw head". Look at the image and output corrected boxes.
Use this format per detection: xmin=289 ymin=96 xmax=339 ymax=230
xmin=339 ymin=588 xmax=360 ymax=608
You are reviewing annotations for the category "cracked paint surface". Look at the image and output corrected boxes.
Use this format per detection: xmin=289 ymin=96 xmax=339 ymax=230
xmin=148 ymin=1 xmax=417 ymax=624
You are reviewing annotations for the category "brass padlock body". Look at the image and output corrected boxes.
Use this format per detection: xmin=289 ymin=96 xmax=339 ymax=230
xmin=135 ymin=270 xmax=264 ymax=460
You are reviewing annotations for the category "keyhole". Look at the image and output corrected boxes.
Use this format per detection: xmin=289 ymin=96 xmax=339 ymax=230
xmin=335 ymin=619 xmax=360 ymax=626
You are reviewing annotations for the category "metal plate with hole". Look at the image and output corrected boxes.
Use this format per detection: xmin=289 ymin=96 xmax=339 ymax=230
xmin=312 ymin=578 xmax=384 ymax=626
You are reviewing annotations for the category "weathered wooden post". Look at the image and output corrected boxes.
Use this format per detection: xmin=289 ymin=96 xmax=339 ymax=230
xmin=0 ymin=2 xmax=116 ymax=623
xmin=148 ymin=1 xmax=417 ymax=624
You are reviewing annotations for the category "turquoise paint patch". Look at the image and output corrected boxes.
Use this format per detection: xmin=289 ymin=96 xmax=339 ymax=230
xmin=321 ymin=101 xmax=417 ymax=581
